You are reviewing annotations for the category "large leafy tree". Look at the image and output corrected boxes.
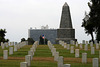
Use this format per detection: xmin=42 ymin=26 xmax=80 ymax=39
xmin=88 ymin=0 xmax=100 ymax=42
xmin=82 ymin=0 xmax=100 ymax=42
xmin=0 ymin=29 xmax=9 ymax=44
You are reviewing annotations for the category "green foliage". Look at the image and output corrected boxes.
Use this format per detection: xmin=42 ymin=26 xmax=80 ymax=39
xmin=82 ymin=0 xmax=100 ymax=42
xmin=27 ymin=38 xmax=35 ymax=45
xmin=0 ymin=29 xmax=9 ymax=45
xmin=21 ymin=38 xmax=26 ymax=42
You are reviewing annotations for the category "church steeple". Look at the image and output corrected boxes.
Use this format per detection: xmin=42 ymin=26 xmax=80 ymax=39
xmin=60 ymin=2 xmax=73 ymax=28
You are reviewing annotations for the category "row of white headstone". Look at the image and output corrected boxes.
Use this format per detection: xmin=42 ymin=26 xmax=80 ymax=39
xmin=48 ymin=41 xmax=71 ymax=67
xmin=3 ymin=41 xmax=28 ymax=60
xmin=59 ymin=40 xmax=100 ymax=67
xmin=20 ymin=41 xmax=39 ymax=67
xmin=1 ymin=42 xmax=17 ymax=49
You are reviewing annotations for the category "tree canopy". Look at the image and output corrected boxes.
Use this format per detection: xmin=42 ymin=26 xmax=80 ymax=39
xmin=0 ymin=29 xmax=9 ymax=44
xmin=82 ymin=0 xmax=100 ymax=42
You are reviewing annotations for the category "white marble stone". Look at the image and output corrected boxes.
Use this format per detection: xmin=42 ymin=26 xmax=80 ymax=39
xmin=1 ymin=42 xmax=5 ymax=49
xmin=28 ymin=51 xmax=33 ymax=60
xmin=64 ymin=43 xmax=67 ymax=48
xmin=91 ymin=47 xmax=95 ymax=54
xmin=73 ymin=41 xmax=75 ymax=45
xmin=84 ymin=45 xmax=88 ymax=51
xmin=5 ymin=43 xmax=9 ymax=48
xmin=58 ymin=56 xmax=63 ymax=67
xmin=25 ymin=55 xmax=31 ymax=66
xmin=9 ymin=47 xmax=13 ymax=55
xmin=82 ymin=53 xmax=87 ymax=63
xmin=70 ymin=46 xmax=74 ymax=53
xmin=63 ymin=64 xmax=71 ymax=67
xmin=54 ymin=52 xmax=59 ymax=61
xmin=86 ymin=41 xmax=88 ymax=45
xmin=67 ymin=44 xmax=70 ymax=50
xmin=96 ymin=43 xmax=99 ymax=49
xmin=93 ymin=58 xmax=99 ymax=67
xmin=3 ymin=50 xmax=8 ymax=59
xmin=76 ymin=42 xmax=78 ymax=47
xmin=14 ymin=45 xmax=17 ymax=52
xmin=79 ymin=43 xmax=82 ymax=49
xmin=52 ymin=48 xmax=56 ymax=56
xmin=20 ymin=62 xmax=28 ymax=67
xmin=90 ymin=42 xmax=93 ymax=47
xmin=75 ymin=49 xmax=79 ymax=58
xmin=82 ymin=40 xmax=85 ymax=44
xmin=99 ymin=41 xmax=100 ymax=45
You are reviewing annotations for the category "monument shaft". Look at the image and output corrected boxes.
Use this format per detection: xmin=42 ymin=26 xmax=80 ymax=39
xmin=56 ymin=2 xmax=77 ymax=44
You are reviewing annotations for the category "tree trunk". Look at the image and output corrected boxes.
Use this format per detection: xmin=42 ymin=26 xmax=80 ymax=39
xmin=90 ymin=32 xmax=94 ymax=43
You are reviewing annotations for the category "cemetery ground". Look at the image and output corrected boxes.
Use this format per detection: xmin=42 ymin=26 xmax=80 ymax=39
xmin=0 ymin=44 xmax=100 ymax=67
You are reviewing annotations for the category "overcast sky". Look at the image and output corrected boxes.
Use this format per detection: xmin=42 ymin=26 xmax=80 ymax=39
xmin=0 ymin=0 xmax=92 ymax=43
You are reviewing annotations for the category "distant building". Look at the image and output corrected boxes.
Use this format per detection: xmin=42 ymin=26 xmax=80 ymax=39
xmin=28 ymin=29 xmax=57 ymax=44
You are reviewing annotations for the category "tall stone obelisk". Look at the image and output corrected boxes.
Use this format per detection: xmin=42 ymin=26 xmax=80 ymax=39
xmin=56 ymin=2 xmax=77 ymax=44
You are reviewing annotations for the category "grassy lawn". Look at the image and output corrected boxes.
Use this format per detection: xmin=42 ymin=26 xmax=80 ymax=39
xmin=0 ymin=45 xmax=57 ymax=67
xmin=0 ymin=44 xmax=100 ymax=67
xmin=54 ymin=44 xmax=100 ymax=67
xmin=34 ymin=45 xmax=52 ymax=57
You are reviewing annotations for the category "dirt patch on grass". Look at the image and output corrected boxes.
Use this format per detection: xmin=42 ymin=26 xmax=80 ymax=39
xmin=1 ymin=57 xmax=99 ymax=63
xmin=0 ymin=57 xmax=54 ymax=61
xmin=64 ymin=58 xmax=94 ymax=63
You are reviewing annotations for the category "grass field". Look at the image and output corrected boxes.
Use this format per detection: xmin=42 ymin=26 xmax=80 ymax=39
xmin=0 ymin=44 xmax=100 ymax=67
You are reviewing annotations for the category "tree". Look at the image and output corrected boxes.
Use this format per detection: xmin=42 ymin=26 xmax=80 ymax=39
xmin=21 ymin=38 xmax=26 ymax=42
xmin=82 ymin=13 xmax=95 ymax=43
xmin=82 ymin=0 xmax=100 ymax=42
xmin=0 ymin=29 xmax=9 ymax=45
xmin=88 ymin=0 xmax=100 ymax=42
xmin=27 ymin=38 xmax=35 ymax=45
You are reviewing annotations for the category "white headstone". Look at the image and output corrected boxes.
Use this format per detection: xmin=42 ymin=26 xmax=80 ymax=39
xmin=96 ymin=43 xmax=99 ymax=49
xmin=54 ymin=52 xmax=59 ymax=61
xmin=82 ymin=53 xmax=87 ymax=63
xmin=52 ymin=48 xmax=56 ymax=56
xmin=9 ymin=47 xmax=13 ymax=55
xmin=94 ymin=40 xmax=97 ymax=44
xmin=3 ymin=50 xmax=8 ymax=59
xmin=70 ymin=40 xmax=73 ymax=44
xmin=93 ymin=58 xmax=98 ymax=67
xmin=58 ymin=56 xmax=63 ymax=67
xmin=5 ymin=43 xmax=9 ymax=48
xmin=99 ymin=41 xmax=100 ymax=45
xmin=82 ymin=40 xmax=85 ymax=44
xmin=91 ymin=47 xmax=95 ymax=54
xmin=73 ymin=41 xmax=75 ymax=45
xmin=79 ymin=43 xmax=82 ymax=49
xmin=63 ymin=64 xmax=71 ymax=67
xmin=75 ymin=49 xmax=79 ymax=58
xmin=1 ymin=42 xmax=5 ymax=49
xmin=90 ymin=42 xmax=93 ymax=47
xmin=25 ymin=55 xmax=31 ymax=66
xmin=14 ymin=45 xmax=17 ymax=52
xmin=67 ymin=44 xmax=70 ymax=50
xmin=20 ymin=62 xmax=28 ymax=67
xmin=64 ymin=43 xmax=67 ymax=48
xmin=70 ymin=46 xmax=74 ymax=53
xmin=76 ymin=42 xmax=78 ymax=47
xmin=86 ymin=41 xmax=88 ymax=45
xmin=28 ymin=51 xmax=33 ymax=60
xmin=84 ymin=45 xmax=88 ymax=51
